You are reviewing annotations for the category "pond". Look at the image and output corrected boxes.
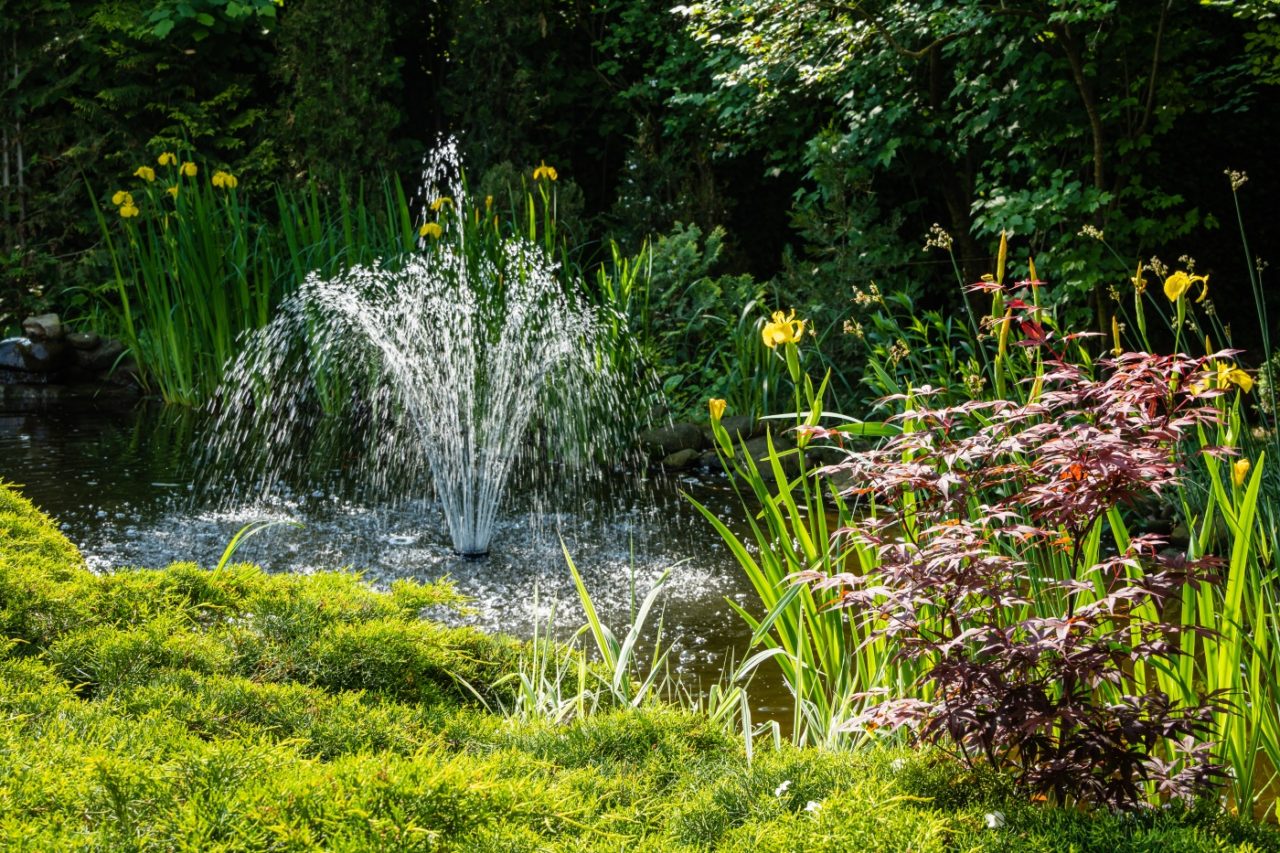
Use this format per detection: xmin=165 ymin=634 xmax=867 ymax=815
xmin=0 ymin=402 xmax=790 ymax=716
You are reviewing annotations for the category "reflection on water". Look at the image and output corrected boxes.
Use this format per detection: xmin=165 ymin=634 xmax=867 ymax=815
xmin=0 ymin=403 xmax=792 ymax=714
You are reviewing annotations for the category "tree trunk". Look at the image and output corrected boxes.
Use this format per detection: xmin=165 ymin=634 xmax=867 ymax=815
xmin=1055 ymin=23 xmax=1108 ymax=335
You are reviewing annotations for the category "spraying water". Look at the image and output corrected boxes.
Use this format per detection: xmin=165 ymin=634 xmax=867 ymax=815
xmin=207 ymin=145 xmax=617 ymax=555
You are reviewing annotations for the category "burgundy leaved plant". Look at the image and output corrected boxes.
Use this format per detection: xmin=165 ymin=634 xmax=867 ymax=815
xmin=803 ymin=351 xmax=1235 ymax=809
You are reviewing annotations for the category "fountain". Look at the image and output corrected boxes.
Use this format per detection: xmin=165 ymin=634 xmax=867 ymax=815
xmin=208 ymin=146 xmax=614 ymax=556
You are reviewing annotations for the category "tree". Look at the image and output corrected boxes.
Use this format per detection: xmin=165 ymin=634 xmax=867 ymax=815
xmin=678 ymin=0 xmax=1266 ymax=325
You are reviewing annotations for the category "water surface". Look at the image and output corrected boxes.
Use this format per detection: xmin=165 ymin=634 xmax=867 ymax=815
xmin=0 ymin=404 xmax=788 ymax=711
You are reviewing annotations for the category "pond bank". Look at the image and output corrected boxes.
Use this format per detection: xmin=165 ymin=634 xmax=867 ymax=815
xmin=0 ymin=482 xmax=1275 ymax=851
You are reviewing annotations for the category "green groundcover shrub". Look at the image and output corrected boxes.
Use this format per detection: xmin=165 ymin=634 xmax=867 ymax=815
xmin=0 ymin=481 xmax=1276 ymax=851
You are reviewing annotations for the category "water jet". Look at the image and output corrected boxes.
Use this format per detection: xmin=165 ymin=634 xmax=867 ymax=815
xmin=208 ymin=147 xmax=614 ymax=556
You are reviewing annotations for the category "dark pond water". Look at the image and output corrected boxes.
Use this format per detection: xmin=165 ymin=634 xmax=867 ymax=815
xmin=0 ymin=403 xmax=790 ymax=715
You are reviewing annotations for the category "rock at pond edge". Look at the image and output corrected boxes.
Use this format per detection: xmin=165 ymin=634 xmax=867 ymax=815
xmin=639 ymin=422 xmax=707 ymax=456
xmin=661 ymin=448 xmax=701 ymax=470
xmin=22 ymin=313 xmax=63 ymax=341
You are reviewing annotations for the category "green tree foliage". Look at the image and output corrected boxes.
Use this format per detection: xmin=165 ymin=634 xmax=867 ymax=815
xmin=1206 ymin=0 xmax=1280 ymax=84
xmin=273 ymin=0 xmax=406 ymax=181
xmin=438 ymin=0 xmax=737 ymax=242
xmin=439 ymin=0 xmax=598 ymax=173
xmin=3 ymin=0 xmax=1274 ymax=358
xmin=592 ymin=0 xmax=735 ymax=244
xmin=676 ymin=0 xmax=1270 ymax=322
xmin=81 ymin=0 xmax=281 ymax=170
xmin=0 ymin=0 xmax=77 ymax=326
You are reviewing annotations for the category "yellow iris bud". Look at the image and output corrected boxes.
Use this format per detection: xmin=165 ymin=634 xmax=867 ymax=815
xmin=761 ymin=309 xmax=805 ymax=349
xmin=166 ymin=186 xmax=179 ymax=198
xmin=419 ymin=222 xmax=443 ymax=239
xmin=1132 ymin=261 xmax=1147 ymax=294
xmin=708 ymin=398 xmax=727 ymax=423
xmin=996 ymin=230 xmax=1007 ymax=285
xmin=1111 ymin=316 xmax=1122 ymax=356
xmin=1233 ymin=458 xmax=1251 ymax=488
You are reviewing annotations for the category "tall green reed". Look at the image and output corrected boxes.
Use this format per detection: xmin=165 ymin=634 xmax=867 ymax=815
xmin=1163 ymin=399 xmax=1280 ymax=818
xmin=93 ymin=156 xmax=415 ymax=405
xmin=495 ymin=544 xmax=688 ymax=722
xmin=274 ymin=174 xmax=417 ymax=284
xmin=1092 ymin=179 xmax=1280 ymax=815
xmin=691 ymin=328 xmax=901 ymax=749
xmin=93 ymin=158 xmax=270 ymax=404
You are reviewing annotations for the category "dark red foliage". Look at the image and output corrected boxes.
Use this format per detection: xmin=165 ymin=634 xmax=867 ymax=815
xmin=805 ymin=352 xmax=1230 ymax=810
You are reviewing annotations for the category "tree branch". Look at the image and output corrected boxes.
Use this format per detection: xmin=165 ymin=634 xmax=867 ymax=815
xmin=1136 ymin=0 xmax=1170 ymax=140
xmin=1054 ymin=23 xmax=1106 ymax=202
xmin=825 ymin=1 xmax=968 ymax=61
xmin=865 ymin=17 xmax=963 ymax=61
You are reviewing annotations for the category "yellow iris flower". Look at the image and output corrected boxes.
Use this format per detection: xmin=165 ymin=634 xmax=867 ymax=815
xmin=119 ymin=203 xmax=140 ymax=218
xmin=111 ymin=190 xmax=131 ymax=206
xmin=761 ymin=309 xmax=805 ymax=349
xmin=1234 ymin=458 xmax=1251 ymax=487
xmin=1193 ymin=362 xmax=1253 ymax=394
xmin=134 ymin=166 xmax=156 ymax=182
xmin=1163 ymin=270 xmax=1209 ymax=303
xmin=158 ymin=152 xmax=177 ymax=166
xmin=419 ymin=222 xmax=443 ymax=239
xmin=708 ymin=398 xmax=727 ymax=422
xmin=1221 ymin=364 xmax=1254 ymax=393
xmin=166 ymin=186 xmax=179 ymax=198
xmin=180 ymin=162 xmax=198 ymax=178
xmin=211 ymin=171 xmax=238 ymax=189
xmin=532 ymin=160 xmax=558 ymax=182
xmin=430 ymin=196 xmax=453 ymax=212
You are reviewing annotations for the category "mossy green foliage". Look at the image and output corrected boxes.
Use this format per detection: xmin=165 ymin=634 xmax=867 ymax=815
xmin=0 ymin=483 xmax=1275 ymax=851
